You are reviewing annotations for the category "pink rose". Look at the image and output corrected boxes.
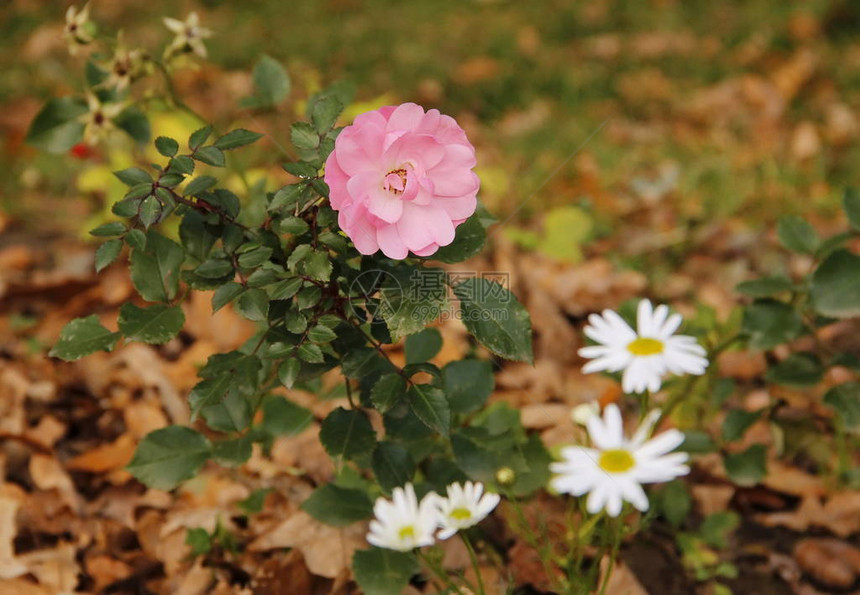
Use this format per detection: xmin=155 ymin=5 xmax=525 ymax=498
xmin=324 ymin=103 xmax=479 ymax=259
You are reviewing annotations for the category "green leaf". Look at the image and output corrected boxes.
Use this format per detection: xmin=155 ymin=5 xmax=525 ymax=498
xmin=735 ymin=276 xmax=793 ymax=298
xmin=118 ymin=303 xmax=185 ymax=344
xmin=138 ymin=196 xmax=162 ymax=228
xmin=89 ymin=222 xmax=127 ymax=237
xmin=536 ymin=206 xmax=594 ymax=264
xmin=115 ymin=106 xmax=150 ymax=144
xmin=278 ymin=216 xmax=310 ymax=235
xmin=49 ymin=315 xmax=121 ymax=361
xmin=195 ymin=258 xmax=234 ymax=279
xmin=211 ymin=282 xmax=244 ymax=313
xmin=126 ymin=426 xmax=211 ymax=491
xmin=130 ymin=232 xmax=184 ymax=303
xmin=845 ymin=188 xmax=860 ymax=231
xmin=372 ymin=442 xmax=416 ymax=492
xmin=407 ymin=384 xmax=450 ymax=436
xmin=311 ymin=95 xmax=343 ymax=134
xmin=319 ymin=407 xmax=376 ymax=460
xmin=304 ymin=250 xmax=332 ymax=282
xmin=405 ymin=328 xmax=443 ymax=364
xmin=431 ymin=213 xmax=487 ymax=263
xmin=179 ymin=210 xmax=218 ymax=262
xmin=167 ymin=154 xmax=195 ymax=175
xmin=237 ymin=489 xmax=271 ymax=514
xmin=155 ymin=136 xmax=179 ymax=157
xmin=764 ymin=352 xmax=823 ymax=387
xmin=242 ymin=55 xmax=290 ymax=108
xmin=301 ymin=484 xmax=373 ymax=527
xmin=211 ymin=435 xmax=253 ymax=467
xmin=189 ymin=126 xmax=212 ymax=151
xmin=237 ymin=288 xmax=269 ymax=322
xmin=282 ymin=161 xmax=318 ymax=179
xmin=453 ymin=277 xmax=533 ymax=363
xmin=308 ymin=324 xmax=337 ymax=343
xmin=700 ymin=511 xmax=740 ymax=549
xmin=193 ymin=146 xmax=226 ymax=167
xmin=823 ymin=382 xmax=860 ymax=433
xmin=723 ymin=444 xmax=767 ymax=487
xmin=660 ymin=481 xmax=691 ymax=527
xmin=214 ymin=129 xmax=263 ymax=151
xmin=721 ymin=409 xmax=762 ymax=442
xmin=125 ymin=229 xmax=147 ymax=250
xmin=25 ymin=97 xmax=86 ymax=153
xmin=352 ymin=548 xmax=419 ymax=595
xmin=237 ymin=246 xmax=273 ymax=268
xmin=741 ymin=299 xmax=804 ymax=351
xmin=777 ymin=215 xmax=819 ymax=254
xmin=262 ymin=396 xmax=313 ymax=436
xmin=186 ymin=527 xmax=212 ymax=556
xmin=95 ymin=239 xmax=123 ymax=272
xmin=278 ymin=359 xmax=301 ymax=389
xmin=379 ymin=268 xmax=446 ymax=342
xmin=297 ymin=343 xmax=325 ymax=364
xmin=443 ymin=359 xmax=495 ymax=413
xmin=114 ymin=167 xmax=152 ymax=186
xmin=341 ymin=347 xmax=393 ymax=379
xmin=291 ymin=122 xmax=320 ymax=151
xmin=811 ymin=250 xmax=860 ymax=319
xmin=184 ymin=175 xmax=217 ymax=196
xmin=370 ymin=373 xmax=407 ymax=414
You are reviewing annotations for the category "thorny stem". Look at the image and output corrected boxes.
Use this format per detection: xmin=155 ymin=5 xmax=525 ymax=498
xmin=461 ymin=533 xmax=486 ymax=595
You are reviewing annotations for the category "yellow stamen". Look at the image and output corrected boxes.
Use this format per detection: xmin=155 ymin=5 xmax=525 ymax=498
xmin=598 ymin=449 xmax=635 ymax=473
xmin=398 ymin=525 xmax=415 ymax=540
xmin=627 ymin=337 xmax=664 ymax=356
xmin=450 ymin=507 xmax=472 ymax=521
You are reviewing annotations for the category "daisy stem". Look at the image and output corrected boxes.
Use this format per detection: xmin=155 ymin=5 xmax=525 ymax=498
xmin=638 ymin=390 xmax=651 ymax=422
xmin=506 ymin=495 xmax=564 ymax=592
xmin=417 ymin=549 xmax=469 ymax=594
xmin=596 ymin=517 xmax=623 ymax=595
xmin=460 ymin=533 xmax=486 ymax=595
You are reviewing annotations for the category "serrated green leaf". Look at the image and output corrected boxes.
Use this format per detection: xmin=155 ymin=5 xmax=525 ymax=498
xmin=407 ymin=384 xmax=450 ymax=436
xmin=118 ymin=303 xmax=185 ymax=344
xmin=212 ymin=282 xmax=244 ymax=312
xmin=735 ymin=276 xmax=793 ymax=298
xmin=352 ymin=548 xmax=419 ymax=595
xmin=741 ymin=299 xmax=804 ymax=351
xmin=213 ymin=129 xmax=263 ymax=150
xmin=184 ymin=175 xmax=217 ymax=196
xmin=114 ymin=167 xmax=152 ymax=186
xmin=262 ymin=396 xmax=312 ymax=436
xmin=721 ymin=408 xmax=762 ymax=442
xmin=777 ymin=215 xmax=819 ymax=254
xmin=49 ymin=315 xmax=121 ymax=361
xmin=311 ymin=95 xmax=343 ymax=134
xmin=278 ymin=359 xmax=301 ymax=389
xmin=370 ymin=373 xmax=407 ymax=414
xmin=431 ymin=213 xmax=487 ymax=263
xmin=297 ymin=342 xmax=324 ymax=363
xmin=811 ymin=250 xmax=860 ymax=319
xmin=372 ymin=442 xmax=416 ymax=492
xmin=319 ymin=407 xmax=376 ymax=460
xmin=25 ymin=97 xmax=86 ymax=153
xmin=765 ymin=352 xmax=823 ymax=387
xmin=308 ymin=324 xmax=337 ymax=343
xmin=89 ymin=222 xmax=127 ymax=237
xmin=193 ymin=146 xmax=225 ymax=167
xmin=155 ymin=136 xmax=179 ymax=157
xmin=237 ymin=288 xmax=269 ymax=322
xmin=405 ymin=328 xmax=442 ymax=364
xmin=301 ymin=484 xmax=373 ymax=527
xmin=95 ymin=239 xmax=123 ymax=272
xmin=453 ymin=277 xmax=533 ymax=363
xmin=189 ymin=126 xmax=212 ymax=151
xmin=443 ymin=359 xmax=495 ymax=414
xmin=126 ymin=426 xmax=210 ymax=491
xmin=138 ymin=195 xmax=162 ymax=228
xmin=211 ymin=435 xmax=253 ymax=467
xmin=291 ymin=122 xmax=320 ymax=151
xmin=243 ymin=55 xmax=290 ymax=108
xmin=130 ymin=232 xmax=184 ymax=303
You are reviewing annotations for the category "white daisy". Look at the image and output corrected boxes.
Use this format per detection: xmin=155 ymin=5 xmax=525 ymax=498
xmin=550 ymin=404 xmax=689 ymax=517
xmin=163 ymin=12 xmax=212 ymax=59
xmin=367 ymin=483 xmax=439 ymax=551
xmin=578 ymin=299 xmax=708 ymax=394
xmin=435 ymin=481 xmax=500 ymax=540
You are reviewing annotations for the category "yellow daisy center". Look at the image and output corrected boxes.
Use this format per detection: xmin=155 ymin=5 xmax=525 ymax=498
xmin=598 ymin=449 xmax=635 ymax=473
xmin=450 ymin=507 xmax=472 ymax=521
xmin=627 ymin=337 xmax=664 ymax=356
xmin=398 ymin=525 xmax=415 ymax=540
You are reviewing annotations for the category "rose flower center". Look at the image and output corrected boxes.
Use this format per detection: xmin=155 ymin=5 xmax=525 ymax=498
xmin=383 ymin=168 xmax=408 ymax=196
